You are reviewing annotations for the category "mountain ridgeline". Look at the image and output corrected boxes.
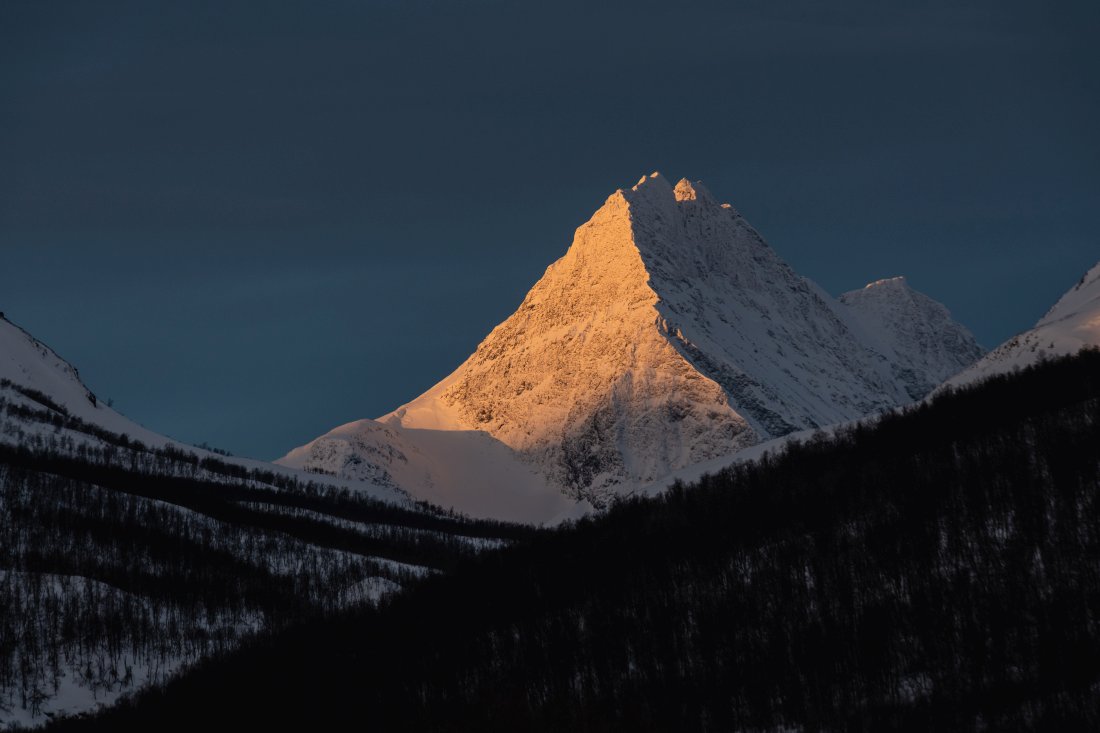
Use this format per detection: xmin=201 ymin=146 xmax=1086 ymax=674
xmin=0 ymin=316 xmax=527 ymax=727
xmin=0 ymin=384 xmax=529 ymax=727
xmin=55 ymin=349 xmax=1100 ymax=732
xmin=944 ymin=261 xmax=1100 ymax=390
xmin=4 ymin=172 xmax=1095 ymax=729
xmin=282 ymin=173 xmax=984 ymax=511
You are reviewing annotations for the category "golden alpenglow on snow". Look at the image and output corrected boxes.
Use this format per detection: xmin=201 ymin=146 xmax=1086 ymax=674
xmin=279 ymin=173 xmax=984 ymax=517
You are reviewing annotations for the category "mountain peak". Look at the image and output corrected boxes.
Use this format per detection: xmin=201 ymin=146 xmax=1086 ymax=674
xmin=943 ymin=261 xmax=1100 ymax=391
xmin=607 ymin=172 xmax=725 ymax=216
xmin=399 ymin=175 xmax=954 ymax=493
xmin=1038 ymin=259 xmax=1100 ymax=328
xmin=839 ymin=277 xmax=984 ymax=399
xmin=632 ymin=171 xmax=668 ymax=191
xmin=0 ymin=315 xmax=183 ymax=449
xmin=286 ymin=173 xmax=985 ymax=511
xmin=619 ymin=171 xmax=676 ymax=210
xmin=622 ymin=172 xmax=720 ymax=208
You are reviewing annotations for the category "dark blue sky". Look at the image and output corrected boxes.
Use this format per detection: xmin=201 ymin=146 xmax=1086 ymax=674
xmin=2 ymin=0 xmax=1097 ymax=460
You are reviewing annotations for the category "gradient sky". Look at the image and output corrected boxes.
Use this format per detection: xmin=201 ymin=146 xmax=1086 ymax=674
xmin=2 ymin=0 xmax=1097 ymax=460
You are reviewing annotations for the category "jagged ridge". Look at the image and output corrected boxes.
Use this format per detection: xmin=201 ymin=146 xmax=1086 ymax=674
xmin=288 ymin=172 xmax=984 ymax=508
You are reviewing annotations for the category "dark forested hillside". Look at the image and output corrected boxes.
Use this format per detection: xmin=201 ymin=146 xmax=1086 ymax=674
xmin=50 ymin=350 xmax=1100 ymax=732
xmin=0 ymin=381 xmax=528 ymax=727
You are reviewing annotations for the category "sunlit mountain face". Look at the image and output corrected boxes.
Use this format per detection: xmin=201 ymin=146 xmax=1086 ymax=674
xmin=281 ymin=173 xmax=984 ymax=514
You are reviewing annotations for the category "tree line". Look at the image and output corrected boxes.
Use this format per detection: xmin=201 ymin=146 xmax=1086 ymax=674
xmin=48 ymin=349 xmax=1100 ymax=732
xmin=0 ymin=380 xmax=528 ymax=726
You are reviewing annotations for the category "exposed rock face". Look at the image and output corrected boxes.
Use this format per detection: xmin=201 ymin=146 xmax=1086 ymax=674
xmin=389 ymin=174 xmax=755 ymax=500
xmin=286 ymin=172 xmax=985 ymax=507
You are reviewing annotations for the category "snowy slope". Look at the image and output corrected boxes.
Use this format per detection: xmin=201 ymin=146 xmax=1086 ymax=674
xmin=941 ymin=262 xmax=1100 ymax=390
xmin=634 ymin=176 xmax=908 ymax=439
xmin=278 ymin=419 xmax=588 ymax=524
xmin=839 ymin=276 xmax=985 ymax=399
xmin=285 ymin=172 xmax=982 ymax=509
xmin=0 ymin=314 xmax=411 ymax=506
xmin=0 ymin=314 xmax=525 ymax=727
xmin=0 ymin=314 xmax=168 ymax=445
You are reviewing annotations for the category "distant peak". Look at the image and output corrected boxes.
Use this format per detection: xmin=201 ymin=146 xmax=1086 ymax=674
xmin=616 ymin=172 xmax=676 ymax=214
xmin=622 ymin=172 xmax=731 ymax=213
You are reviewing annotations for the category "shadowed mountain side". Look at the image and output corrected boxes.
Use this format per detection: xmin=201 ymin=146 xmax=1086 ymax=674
xmin=54 ymin=349 xmax=1100 ymax=733
xmin=279 ymin=420 xmax=588 ymax=524
xmin=942 ymin=261 xmax=1100 ymax=391
xmin=284 ymin=172 xmax=984 ymax=509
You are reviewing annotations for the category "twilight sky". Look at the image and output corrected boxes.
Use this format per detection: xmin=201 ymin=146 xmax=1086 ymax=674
xmin=2 ymin=0 xmax=1097 ymax=460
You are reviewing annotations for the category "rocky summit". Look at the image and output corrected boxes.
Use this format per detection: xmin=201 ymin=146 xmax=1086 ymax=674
xmin=281 ymin=173 xmax=985 ymax=509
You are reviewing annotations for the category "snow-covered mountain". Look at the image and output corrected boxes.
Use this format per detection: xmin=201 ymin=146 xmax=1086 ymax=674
xmin=941 ymin=261 xmax=1100 ymax=390
xmin=283 ymin=172 xmax=983 ymax=508
xmin=278 ymin=419 xmax=587 ymax=524
xmin=0 ymin=313 xmax=160 ymax=443
xmin=839 ymin=276 xmax=985 ymax=399
xmin=0 ymin=313 xmax=522 ymax=727
xmin=0 ymin=313 xmax=410 ymax=506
